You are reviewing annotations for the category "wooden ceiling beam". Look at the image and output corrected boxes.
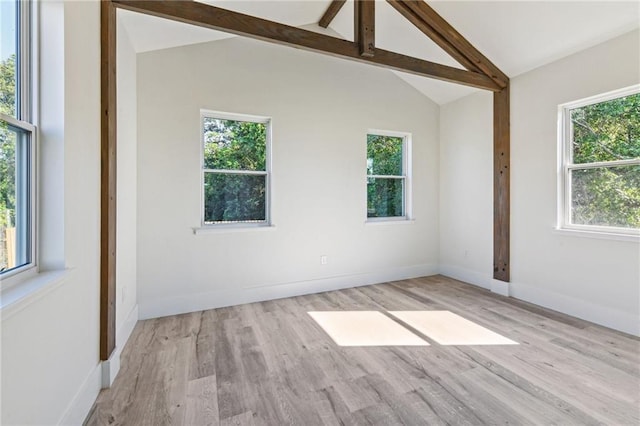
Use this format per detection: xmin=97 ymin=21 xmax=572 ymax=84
xmin=100 ymin=1 xmax=512 ymax=360
xmin=111 ymin=0 xmax=501 ymax=91
xmin=396 ymin=0 xmax=508 ymax=89
xmin=386 ymin=0 xmax=480 ymax=72
xmin=319 ymin=0 xmax=347 ymax=28
xmin=355 ymin=0 xmax=375 ymax=57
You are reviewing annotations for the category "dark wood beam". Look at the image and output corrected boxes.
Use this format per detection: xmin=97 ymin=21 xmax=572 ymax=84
xmin=386 ymin=0 xmax=480 ymax=72
xmin=355 ymin=0 xmax=375 ymax=57
xmin=398 ymin=0 xmax=508 ymax=89
xmin=111 ymin=0 xmax=501 ymax=91
xmin=319 ymin=0 xmax=346 ymax=28
xmin=493 ymin=86 xmax=510 ymax=282
xmin=100 ymin=0 xmax=117 ymax=361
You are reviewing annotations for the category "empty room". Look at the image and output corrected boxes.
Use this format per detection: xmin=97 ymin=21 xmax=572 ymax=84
xmin=1 ymin=0 xmax=639 ymax=424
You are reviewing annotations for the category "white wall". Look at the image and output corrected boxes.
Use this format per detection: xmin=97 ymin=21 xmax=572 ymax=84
xmin=115 ymin=14 xmax=138 ymax=347
xmin=1 ymin=1 xmax=102 ymax=424
xmin=440 ymin=30 xmax=640 ymax=336
xmin=440 ymin=91 xmax=493 ymax=288
xmin=136 ymin=36 xmax=440 ymax=319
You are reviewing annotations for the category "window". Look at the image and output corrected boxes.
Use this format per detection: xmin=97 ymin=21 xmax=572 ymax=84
xmin=559 ymin=86 xmax=640 ymax=235
xmin=367 ymin=131 xmax=411 ymax=220
xmin=1 ymin=0 xmax=35 ymax=276
xmin=201 ymin=111 xmax=271 ymax=226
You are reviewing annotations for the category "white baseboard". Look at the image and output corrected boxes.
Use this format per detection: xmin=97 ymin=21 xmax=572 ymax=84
xmin=102 ymin=304 xmax=139 ymax=388
xmin=58 ymin=362 xmax=102 ymax=426
xmin=438 ymin=265 xmax=637 ymax=336
xmin=117 ymin=304 xmax=139 ymax=351
xmin=510 ymin=281 xmax=640 ymax=337
xmin=139 ymin=264 xmax=439 ymax=319
xmin=101 ymin=350 xmax=120 ymax=390
xmin=59 ymin=305 xmax=139 ymax=425
xmin=438 ymin=264 xmax=491 ymax=290
xmin=491 ymin=278 xmax=510 ymax=297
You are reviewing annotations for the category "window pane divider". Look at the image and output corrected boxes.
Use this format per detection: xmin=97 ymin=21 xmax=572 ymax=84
xmin=203 ymin=168 xmax=267 ymax=175
xmin=566 ymin=158 xmax=640 ymax=170
xmin=0 ymin=113 xmax=36 ymax=133
xmin=367 ymin=174 xmax=406 ymax=179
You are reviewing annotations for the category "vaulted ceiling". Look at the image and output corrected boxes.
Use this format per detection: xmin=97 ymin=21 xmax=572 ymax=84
xmin=119 ymin=1 xmax=640 ymax=104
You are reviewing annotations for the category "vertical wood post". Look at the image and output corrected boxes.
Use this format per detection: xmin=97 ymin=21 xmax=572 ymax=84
xmin=100 ymin=0 xmax=117 ymax=361
xmin=355 ymin=0 xmax=375 ymax=57
xmin=493 ymin=85 xmax=510 ymax=282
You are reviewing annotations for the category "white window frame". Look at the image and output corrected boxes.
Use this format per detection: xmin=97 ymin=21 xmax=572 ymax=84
xmin=366 ymin=129 xmax=412 ymax=222
xmin=199 ymin=110 xmax=272 ymax=229
xmin=557 ymin=85 xmax=640 ymax=238
xmin=1 ymin=0 xmax=37 ymax=282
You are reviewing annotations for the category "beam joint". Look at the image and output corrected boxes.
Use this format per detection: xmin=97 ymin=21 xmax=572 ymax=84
xmin=396 ymin=0 xmax=508 ymax=89
xmin=355 ymin=0 xmax=375 ymax=57
xmin=112 ymin=0 xmax=500 ymax=91
xmin=386 ymin=0 xmax=480 ymax=72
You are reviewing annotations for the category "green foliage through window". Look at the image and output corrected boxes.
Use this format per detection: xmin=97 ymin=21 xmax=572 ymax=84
xmin=204 ymin=118 xmax=266 ymax=171
xmin=571 ymin=166 xmax=639 ymax=228
xmin=566 ymin=91 xmax=640 ymax=230
xmin=571 ymin=93 xmax=640 ymax=164
xmin=367 ymin=134 xmax=406 ymax=218
xmin=202 ymin=116 xmax=268 ymax=224
xmin=0 ymin=120 xmax=17 ymax=271
xmin=0 ymin=54 xmax=16 ymax=117
xmin=1 ymin=0 xmax=35 ymax=275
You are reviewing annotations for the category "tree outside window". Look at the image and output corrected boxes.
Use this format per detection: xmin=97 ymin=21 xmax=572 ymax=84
xmin=367 ymin=132 xmax=410 ymax=220
xmin=561 ymin=89 xmax=640 ymax=233
xmin=202 ymin=114 xmax=270 ymax=225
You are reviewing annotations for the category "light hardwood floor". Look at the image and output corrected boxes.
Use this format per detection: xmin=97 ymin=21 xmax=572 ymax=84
xmin=86 ymin=275 xmax=640 ymax=425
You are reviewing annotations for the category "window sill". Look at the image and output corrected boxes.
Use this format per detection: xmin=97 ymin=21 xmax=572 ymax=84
xmin=552 ymin=227 xmax=639 ymax=243
xmin=193 ymin=224 xmax=276 ymax=235
xmin=365 ymin=218 xmax=415 ymax=226
xmin=1 ymin=268 xmax=74 ymax=320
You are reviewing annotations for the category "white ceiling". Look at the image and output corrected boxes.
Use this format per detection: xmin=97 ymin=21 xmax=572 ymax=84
xmin=119 ymin=1 xmax=640 ymax=105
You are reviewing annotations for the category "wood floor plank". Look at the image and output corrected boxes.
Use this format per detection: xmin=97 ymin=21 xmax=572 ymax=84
xmin=219 ymin=411 xmax=256 ymax=426
xmin=87 ymin=275 xmax=640 ymax=425
xmin=185 ymin=375 xmax=219 ymax=426
xmin=191 ymin=310 xmax=219 ymax=380
xmin=456 ymin=346 xmax=603 ymax=425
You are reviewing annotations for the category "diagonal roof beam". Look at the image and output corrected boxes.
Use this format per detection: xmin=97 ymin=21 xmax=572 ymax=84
xmin=387 ymin=0 xmax=480 ymax=73
xmin=112 ymin=0 xmax=501 ymax=91
xmin=319 ymin=0 xmax=347 ymax=28
xmin=390 ymin=0 xmax=508 ymax=89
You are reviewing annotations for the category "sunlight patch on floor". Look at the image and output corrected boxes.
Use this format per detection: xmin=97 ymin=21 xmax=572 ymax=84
xmin=308 ymin=311 xmax=430 ymax=347
xmin=389 ymin=311 xmax=518 ymax=346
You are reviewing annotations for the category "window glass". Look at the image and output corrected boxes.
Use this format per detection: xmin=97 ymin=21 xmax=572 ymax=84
xmin=1 ymin=0 xmax=32 ymax=276
xmin=203 ymin=118 xmax=266 ymax=171
xmin=367 ymin=177 xmax=404 ymax=218
xmin=571 ymin=165 xmax=640 ymax=229
xmin=571 ymin=93 xmax=640 ymax=164
xmin=367 ymin=133 xmax=408 ymax=219
xmin=1 ymin=117 xmax=31 ymax=273
xmin=561 ymin=88 xmax=640 ymax=233
xmin=202 ymin=114 xmax=269 ymax=225
xmin=367 ymin=134 xmax=403 ymax=176
xmin=0 ymin=0 xmax=18 ymax=118
xmin=204 ymin=173 xmax=266 ymax=223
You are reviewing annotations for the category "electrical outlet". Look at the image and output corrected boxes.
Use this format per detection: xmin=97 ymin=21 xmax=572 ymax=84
xmin=320 ymin=255 xmax=328 ymax=265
